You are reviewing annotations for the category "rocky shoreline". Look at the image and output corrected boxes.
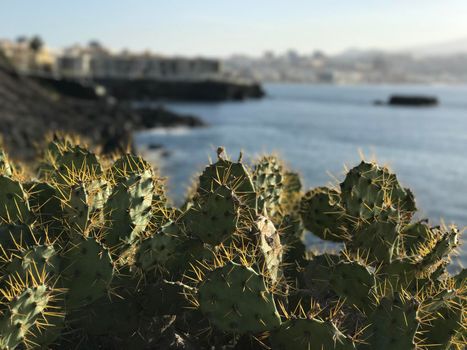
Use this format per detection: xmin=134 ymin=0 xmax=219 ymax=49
xmin=95 ymin=77 xmax=265 ymax=101
xmin=0 ymin=52 xmax=205 ymax=161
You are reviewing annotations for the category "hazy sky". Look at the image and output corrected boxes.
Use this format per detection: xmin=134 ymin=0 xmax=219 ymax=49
xmin=1 ymin=0 xmax=467 ymax=57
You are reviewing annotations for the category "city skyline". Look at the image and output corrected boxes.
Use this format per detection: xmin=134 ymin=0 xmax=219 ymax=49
xmin=2 ymin=1 xmax=467 ymax=57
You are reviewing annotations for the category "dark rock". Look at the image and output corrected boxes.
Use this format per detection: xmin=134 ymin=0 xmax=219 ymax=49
xmin=95 ymin=78 xmax=265 ymax=101
xmin=388 ymin=95 xmax=439 ymax=106
xmin=30 ymin=75 xmax=106 ymax=100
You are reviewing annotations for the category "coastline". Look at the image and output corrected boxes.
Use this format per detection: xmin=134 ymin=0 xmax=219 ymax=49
xmin=0 ymin=52 xmax=206 ymax=161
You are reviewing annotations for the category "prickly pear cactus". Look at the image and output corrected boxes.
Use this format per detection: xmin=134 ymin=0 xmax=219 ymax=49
xmin=59 ymin=237 xmax=113 ymax=308
xmin=340 ymin=161 xmax=416 ymax=222
xmin=0 ymin=282 xmax=57 ymax=350
xmin=182 ymin=185 xmax=239 ymax=245
xmin=104 ymin=155 xmax=154 ymax=247
xmin=0 ymin=175 xmax=30 ymax=224
xmin=360 ymin=293 xmax=419 ymax=350
xmin=198 ymin=152 xmax=257 ymax=212
xmin=253 ymin=156 xmax=284 ymax=217
xmin=271 ymin=318 xmax=355 ymax=350
xmin=196 ymin=262 xmax=281 ymax=334
xmin=300 ymin=187 xmax=347 ymax=242
xmin=0 ymin=141 xmax=464 ymax=350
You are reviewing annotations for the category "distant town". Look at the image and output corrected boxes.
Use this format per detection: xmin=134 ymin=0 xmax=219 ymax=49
xmin=224 ymin=48 xmax=467 ymax=84
xmin=0 ymin=36 xmax=223 ymax=81
xmin=2 ymin=36 xmax=467 ymax=84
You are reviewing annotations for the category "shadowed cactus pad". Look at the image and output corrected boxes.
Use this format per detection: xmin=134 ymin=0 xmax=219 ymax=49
xmin=4 ymin=245 xmax=60 ymax=284
xmin=300 ymin=187 xmax=347 ymax=242
xmin=135 ymin=221 xmax=183 ymax=271
xmin=361 ymin=293 xmax=419 ymax=350
xmin=197 ymin=262 xmax=281 ymax=334
xmin=271 ymin=318 xmax=355 ymax=350
xmin=183 ymin=185 xmax=239 ymax=245
xmin=0 ymin=176 xmax=30 ymax=224
xmin=304 ymin=255 xmax=376 ymax=312
xmin=59 ymin=237 xmax=113 ymax=308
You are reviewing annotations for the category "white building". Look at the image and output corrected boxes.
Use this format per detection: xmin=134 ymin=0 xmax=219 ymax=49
xmin=57 ymin=44 xmax=221 ymax=80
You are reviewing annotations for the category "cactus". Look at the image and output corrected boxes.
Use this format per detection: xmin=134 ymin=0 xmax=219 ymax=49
xmin=195 ymin=261 xmax=281 ymax=334
xmin=0 ymin=175 xmax=30 ymax=224
xmin=253 ymin=156 xmax=284 ymax=217
xmin=0 ymin=141 xmax=464 ymax=350
xmin=103 ymin=154 xmax=153 ymax=248
xmin=360 ymin=293 xmax=419 ymax=350
xmin=0 ymin=277 xmax=60 ymax=349
xmin=271 ymin=318 xmax=355 ymax=350
xmin=182 ymin=185 xmax=240 ymax=245
xmin=59 ymin=236 xmax=113 ymax=308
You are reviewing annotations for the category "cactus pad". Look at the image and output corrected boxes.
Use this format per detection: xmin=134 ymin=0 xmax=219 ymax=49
xmin=60 ymin=237 xmax=113 ymax=308
xmin=300 ymin=187 xmax=348 ymax=242
xmin=0 ymin=175 xmax=30 ymax=224
xmin=271 ymin=318 xmax=355 ymax=350
xmin=183 ymin=185 xmax=239 ymax=245
xmin=198 ymin=262 xmax=281 ymax=333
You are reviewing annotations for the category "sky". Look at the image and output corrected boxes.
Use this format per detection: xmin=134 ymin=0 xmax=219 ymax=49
xmin=1 ymin=0 xmax=467 ymax=57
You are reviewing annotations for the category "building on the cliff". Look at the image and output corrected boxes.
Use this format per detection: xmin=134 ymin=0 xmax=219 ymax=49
xmin=0 ymin=39 xmax=222 ymax=81
xmin=57 ymin=44 xmax=221 ymax=80
xmin=0 ymin=38 xmax=55 ymax=73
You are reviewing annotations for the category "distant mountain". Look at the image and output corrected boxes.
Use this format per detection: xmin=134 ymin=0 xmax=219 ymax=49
xmin=401 ymin=37 xmax=467 ymax=57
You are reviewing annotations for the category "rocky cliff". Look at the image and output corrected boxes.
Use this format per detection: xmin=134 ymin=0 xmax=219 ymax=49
xmin=0 ymin=52 xmax=204 ymax=161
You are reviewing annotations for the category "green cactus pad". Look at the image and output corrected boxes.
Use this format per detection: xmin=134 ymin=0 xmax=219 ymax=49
xmin=271 ymin=318 xmax=356 ymax=350
xmin=104 ymin=169 xmax=153 ymax=247
xmin=110 ymin=154 xmax=154 ymax=182
xmin=340 ymin=161 xmax=416 ymax=222
xmin=300 ymin=187 xmax=348 ymax=242
xmin=303 ymin=253 xmax=340 ymax=295
xmin=401 ymin=221 xmax=437 ymax=256
xmin=419 ymin=296 xmax=465 ymax=350
xmin=283 ymin=171 xmax=302 ymax=194
xmin=5 ymin=245 xmax=60 ymax=284
xmin=60 ymin=237 xmax=113 ymax=308
xmin=419 ymin=227 xmax=459 ymax=272
xmin=198 ymin=157 xmax=257 ymax=212
xmin=361 ymin=293 xmax=419 ymax=350
xmin=53 ymin=146 xmax=102 ymax=183
xmin=0 ymin=284 xmax=53 ymax=350
xmin=26 ymin=181 xmax=63 ymax=236
xmin=198 ymin=262 xmax=281 ymax=334
xmin=183 ymin=185 xmax=239 ymax=245
xmin=0 ymin=175 xmax=30 ymax=224
xmin=135 ymin=221 xmax=182 ymax=272
xmin=62 ymin=183 xmax=90 ymax=233
xmin=253 ymin=156 xmax=284 ymax=217
xmin=325 ymin=259 xmax=375 ymax=312
xmin=349 ymin=221 xmax=401 ymax=264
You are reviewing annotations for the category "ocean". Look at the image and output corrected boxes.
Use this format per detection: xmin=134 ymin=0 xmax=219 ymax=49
xmin=135 ymin=83 xmax=467 ymax=266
